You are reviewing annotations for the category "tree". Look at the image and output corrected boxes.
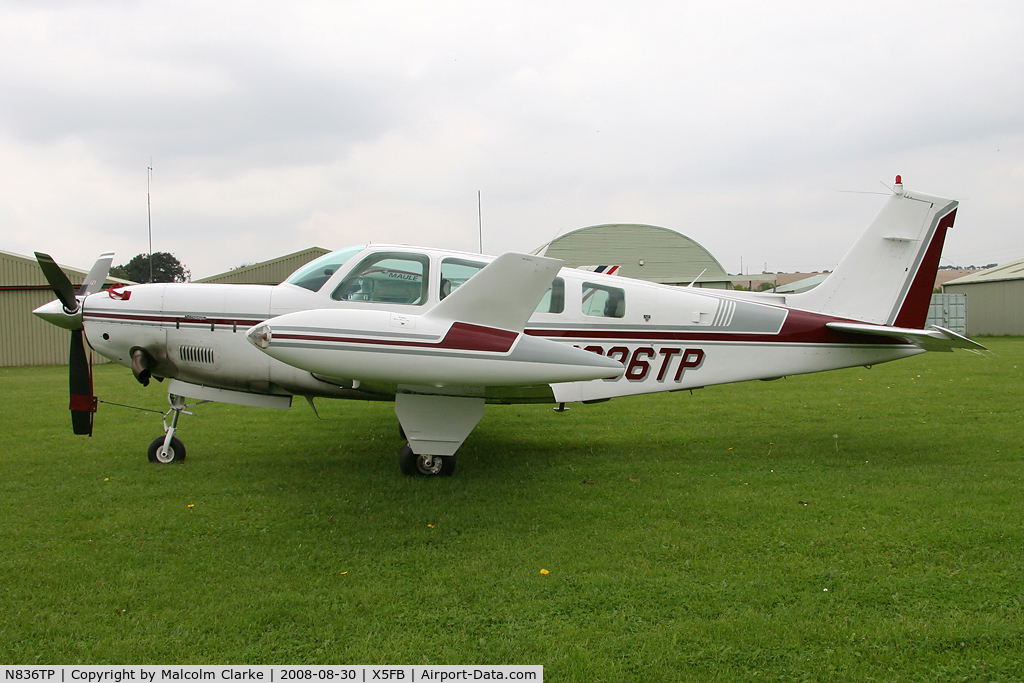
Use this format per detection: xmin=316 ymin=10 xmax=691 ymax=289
xmin=111 ymin=252 xmax=191 ymax=283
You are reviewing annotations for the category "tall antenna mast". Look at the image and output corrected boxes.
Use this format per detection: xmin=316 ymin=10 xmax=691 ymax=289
xmin=147 ymin=163 xmax=154 ymax=283
xmin=477 ymin=190 xmax=483 ymax=254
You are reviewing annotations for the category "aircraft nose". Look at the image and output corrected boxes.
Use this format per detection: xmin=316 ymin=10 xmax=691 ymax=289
xmin=247 ymin=323 xmax=272 ymax=349
xmin=33 ymin=298 xmax=83 ymax=330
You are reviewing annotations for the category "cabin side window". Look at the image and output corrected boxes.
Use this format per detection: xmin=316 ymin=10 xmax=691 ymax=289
xmin=439 ymin=258 xmax=486 ymax=300
xmin=535 ymin=278 xmax=565 ymax=314
xmin=331 ymin=252 xmax=429 ymax=305
xmin=582 ymin=282 xmax=625 ymax=318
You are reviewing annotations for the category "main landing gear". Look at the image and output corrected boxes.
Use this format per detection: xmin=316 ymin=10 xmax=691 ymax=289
xmin=395 ymin=422 xmax=457 ymax=475
xmin=399 ymin=444 xmax=456 ymax=476
xmin=394 ymin=393 xmax=484 ymax=478
xmin=147 ymin=393 xmax=203 ymax=464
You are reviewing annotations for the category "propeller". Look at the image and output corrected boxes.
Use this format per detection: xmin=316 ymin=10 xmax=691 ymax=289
xmin=68 ymin=324 xmax=96 ymax=435
xmin=34 ymin=252 xmax=79 ymax=313
xmin=33 ymin=252 xmax=114 ymax=436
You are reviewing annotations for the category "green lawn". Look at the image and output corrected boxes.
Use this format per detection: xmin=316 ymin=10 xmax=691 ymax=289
xmin=1 ymin=339 xmax=1022 ymax=680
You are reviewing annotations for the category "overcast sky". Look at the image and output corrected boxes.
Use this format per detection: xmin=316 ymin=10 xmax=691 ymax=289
xmin=2 ymin=1 xmax=1022 ymax=279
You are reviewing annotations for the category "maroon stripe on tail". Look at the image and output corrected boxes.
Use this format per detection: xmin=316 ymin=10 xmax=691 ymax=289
xmin=893 ymin=208 xmax=956 ymax=329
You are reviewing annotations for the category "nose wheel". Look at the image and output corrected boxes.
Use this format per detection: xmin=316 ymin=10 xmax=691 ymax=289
xmin=148 ymin=435 xmax=186 ymax=463
xmin=399 ymin=444 xmax=456 ymax=477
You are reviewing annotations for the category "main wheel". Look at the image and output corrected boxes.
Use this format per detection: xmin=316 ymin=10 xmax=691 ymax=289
xmin=148 ymin=436 xmax=186 ymax=463
xmin=399 ymin=444 xmax=455 ymax=477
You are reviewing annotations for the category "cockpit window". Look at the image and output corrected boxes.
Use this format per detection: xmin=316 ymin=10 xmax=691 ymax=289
xmin=535 ymin=278 xmax=565 ymax=313
xmin=284 ymin=245 xmax=366 ymax=292
xmin=582 ymin=282 xmax=625 ymax=318
xmin=439 ymin=258 xmax=486 ymax=300
xmin=332 ymin=252 xmax=430 ymax=305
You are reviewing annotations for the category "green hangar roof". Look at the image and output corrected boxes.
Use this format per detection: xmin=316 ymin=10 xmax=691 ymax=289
xmin=196 ymin=247 xmax=331 ymax=285
xmin=533 ymin=224 xmax=731 ymax=288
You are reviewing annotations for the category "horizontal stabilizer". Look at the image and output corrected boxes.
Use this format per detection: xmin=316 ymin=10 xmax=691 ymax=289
xmin=424 ymin=252 xmax=563 ymax=332
xmin=826 ymin=322 xmax=986 ymax=352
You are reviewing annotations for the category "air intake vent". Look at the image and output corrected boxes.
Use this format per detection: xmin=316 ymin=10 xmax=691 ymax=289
xmin=179 ymin=345 xmax=215 ymax=364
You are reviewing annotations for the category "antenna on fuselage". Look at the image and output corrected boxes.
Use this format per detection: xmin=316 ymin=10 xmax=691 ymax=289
xmin=147 ymin=162 xmax=154 ymax=283
xmin=477 ymin=190 xmax=483 ymax=254
xmin=686 ymin=268 xmax=707 ymax=288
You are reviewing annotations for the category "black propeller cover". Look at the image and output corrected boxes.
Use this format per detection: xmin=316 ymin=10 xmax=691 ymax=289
xmin=69 ymin=329 xmax=96 ymax=436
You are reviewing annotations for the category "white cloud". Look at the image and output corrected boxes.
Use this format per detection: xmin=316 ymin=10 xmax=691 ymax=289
xmin=2 ymin=0 xmax=1023 ymax=277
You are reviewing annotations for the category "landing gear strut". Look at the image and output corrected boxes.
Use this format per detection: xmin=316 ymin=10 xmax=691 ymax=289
xmin=399 ymin=444 xmax=456 ymax=477
xmin=147 ymin=394 xmax=201 ymax=464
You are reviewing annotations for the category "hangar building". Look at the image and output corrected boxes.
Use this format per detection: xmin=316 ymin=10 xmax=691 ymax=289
xmin=195 ymin=247 xmax=330 ymax=285
xmin=532 ymin=224 xmax=737 ymax=289
xmin=1 ymin=249 xmax=131 ymax=367
xmin=943 ymin=257 xmax=1024 ymax=335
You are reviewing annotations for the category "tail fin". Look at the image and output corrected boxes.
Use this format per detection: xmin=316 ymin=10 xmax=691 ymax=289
xmin=789 ymin=180 xmax=957 ymax=328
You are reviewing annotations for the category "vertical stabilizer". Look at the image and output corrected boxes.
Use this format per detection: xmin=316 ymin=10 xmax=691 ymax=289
xmin=789 ymin=180 xmax=957 ymax=328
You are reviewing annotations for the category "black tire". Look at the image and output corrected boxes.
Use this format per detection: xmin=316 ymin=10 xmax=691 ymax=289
xmin=148 ymin=436 xmax=186 ymax=463
xmin=399 ymin=443 xmax=455 ymax=477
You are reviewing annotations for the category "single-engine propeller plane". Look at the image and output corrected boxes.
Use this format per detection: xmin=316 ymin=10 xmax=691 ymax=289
xmin=33 ymin=178 xmax=984 ymax=475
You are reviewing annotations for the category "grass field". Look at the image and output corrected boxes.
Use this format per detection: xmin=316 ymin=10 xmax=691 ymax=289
xmin=1 ymin=339 xmax=1023 ymax=680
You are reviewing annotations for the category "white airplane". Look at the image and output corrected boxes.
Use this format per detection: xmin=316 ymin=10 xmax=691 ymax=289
xmin=34 ymin=177 xmax=983 ymax=476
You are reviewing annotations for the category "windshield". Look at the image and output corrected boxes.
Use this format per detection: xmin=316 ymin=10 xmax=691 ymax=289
xmin=284 ymin=245 xmax=366 ymax=292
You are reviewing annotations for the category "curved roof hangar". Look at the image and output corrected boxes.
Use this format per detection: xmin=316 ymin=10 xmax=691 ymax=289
xmin=534 ymin=223 xmax=731 ymax=288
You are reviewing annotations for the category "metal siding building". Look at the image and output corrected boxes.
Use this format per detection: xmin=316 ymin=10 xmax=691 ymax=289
xmin=534 ymin=224 xmax=733 ymax=288
xmin=774 ymin=273 xmax=829 ymax=294
xmin=1 ymin=250 xmax=131 ymax=366
xmin=926 ymin=293 xmax=967 ymax=334
xmin=196 ymin=247 xmax=330 ymax=285
xmin=943 ymin=257 xmax=1024 ymax=336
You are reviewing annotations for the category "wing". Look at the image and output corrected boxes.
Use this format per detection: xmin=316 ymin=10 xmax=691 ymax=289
xmin=423 ymin=252 xmax=563 ymax=332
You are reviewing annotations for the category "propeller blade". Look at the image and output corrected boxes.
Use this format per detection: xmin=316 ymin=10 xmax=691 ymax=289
xmin=78 ymin=252 xmax=115 ymax=296
xmin=34 ymin=252 xmax=79 ymax=313
xmin=69 ymin=329 xmax=96 ymax=436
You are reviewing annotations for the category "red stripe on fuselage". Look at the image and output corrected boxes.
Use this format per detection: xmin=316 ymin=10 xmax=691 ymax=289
xmin=86 ymin=305 xmax=906 ymax=349
xmin=525 ymin=309 xmax=909 ymax=346
xmin=84 ymin=311 xmax=269 ymax=327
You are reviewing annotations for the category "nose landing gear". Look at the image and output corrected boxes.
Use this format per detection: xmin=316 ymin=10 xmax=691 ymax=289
xmin=147 ymin=393 xmax=205 ymax=463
